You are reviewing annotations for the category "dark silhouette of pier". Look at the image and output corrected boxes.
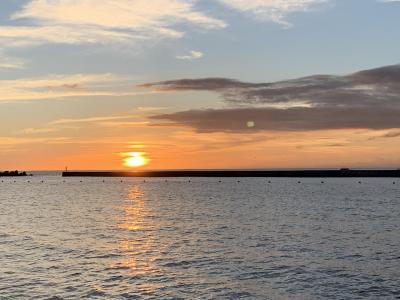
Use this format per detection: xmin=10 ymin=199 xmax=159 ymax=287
xmin=62 ymin=169 xmax=400 ymax=178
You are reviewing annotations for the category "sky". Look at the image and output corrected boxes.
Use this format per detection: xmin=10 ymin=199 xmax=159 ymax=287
xmin=0 ymin=0 xmax=400 ymax=170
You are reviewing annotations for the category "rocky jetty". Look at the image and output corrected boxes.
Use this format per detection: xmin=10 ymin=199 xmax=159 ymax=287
xmin=0 ymin=171 xmax=28 ymax=177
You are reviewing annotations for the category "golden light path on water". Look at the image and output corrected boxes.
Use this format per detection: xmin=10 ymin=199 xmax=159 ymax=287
xmin=116 ymin=184 xmax=163 ymax=294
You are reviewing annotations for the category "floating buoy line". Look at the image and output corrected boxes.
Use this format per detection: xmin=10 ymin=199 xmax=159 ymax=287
xmin=0 ymin=179 xmax=398 ymax=185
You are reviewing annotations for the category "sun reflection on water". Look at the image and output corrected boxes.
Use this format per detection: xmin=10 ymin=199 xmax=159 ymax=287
xmin=116 ymin=184 xmax=163 ymax=289
xmin=118 ymin=185 xmax=146 ymax=232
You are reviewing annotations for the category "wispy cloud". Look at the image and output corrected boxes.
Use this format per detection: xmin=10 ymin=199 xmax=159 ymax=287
xmin=137 ymin=106 xmax=167 ymax=112
xmin=0 ymin=0 xmax=225 ymax=49
xmin=97 ymin=121 xmax=151 ymax=128
xmin=0 ymin=25 xmax=149 ymax=47
xmin=12 ymin=0 xmax=225 ymax=29
xmin=19 ymin=127 xmax=59 ymax=134
xmin=216 ymin=0 xmax=328 ymax=27
xmin=50 ymin=115 xmax=132 ymax=125
xmin=0 ymin=73 xmax=139 ymax=102
xmin=368 ymin=130 xmax=400 ymax=140
xmin=17 ymin=115 xmax=149 ymax=140
xmin=0 ymin=52 xmax=25 ymax=69
xmin=0 ymin=136 xmax=70 ymax=146
xmin=143 ymin=64 xmax=400 ymax=132
xmin=176 ymin=50 xmax=204 ymax=60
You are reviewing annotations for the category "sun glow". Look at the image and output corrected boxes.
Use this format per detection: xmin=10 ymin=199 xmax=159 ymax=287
xmin=122 ymin=152 xmax=150 ymax=168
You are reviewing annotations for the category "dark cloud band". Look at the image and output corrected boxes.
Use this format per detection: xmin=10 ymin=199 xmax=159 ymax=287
xmin=150 ymin=106 xmax=400 ymax=132
xmin=143 ymin=64 xmax=400 ymax=132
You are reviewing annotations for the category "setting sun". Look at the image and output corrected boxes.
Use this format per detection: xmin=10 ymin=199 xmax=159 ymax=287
xmin=122 ymin=152 xmax=150 ymax=168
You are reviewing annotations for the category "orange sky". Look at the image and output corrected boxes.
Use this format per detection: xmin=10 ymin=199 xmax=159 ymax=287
xmin=1 ymin=1 xmax=400 ymax=170
xmin=1 ymin=127 xmax=399 ymax=170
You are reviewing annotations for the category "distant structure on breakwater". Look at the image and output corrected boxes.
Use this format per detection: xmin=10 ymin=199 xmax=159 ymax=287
xmin=62 ymin=169 xmax=400 ymax=178
xmin=0 ymin=171 xmax=28 ymax=177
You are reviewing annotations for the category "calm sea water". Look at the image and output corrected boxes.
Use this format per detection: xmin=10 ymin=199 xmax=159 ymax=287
xmin=0 ymin=175 xmax=399 ymax=299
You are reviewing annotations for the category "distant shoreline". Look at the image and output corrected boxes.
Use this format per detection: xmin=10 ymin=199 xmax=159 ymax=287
xmin=62 ymin=169 xmax=400 ymax=178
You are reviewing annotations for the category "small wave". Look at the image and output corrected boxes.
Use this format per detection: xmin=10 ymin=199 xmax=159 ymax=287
xmin=162 ymin=260 xmax=193 ymax=268
xmin=85 ymin=289 xmax=106 ymax=297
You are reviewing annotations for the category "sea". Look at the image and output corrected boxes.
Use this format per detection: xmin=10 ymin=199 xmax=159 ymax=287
xmin=0 ymin=173 xmax=399 ymax=299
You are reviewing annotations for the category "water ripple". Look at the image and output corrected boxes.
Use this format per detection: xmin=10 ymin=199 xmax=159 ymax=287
xmin=0 ymin=177 xmax=399 ymax=299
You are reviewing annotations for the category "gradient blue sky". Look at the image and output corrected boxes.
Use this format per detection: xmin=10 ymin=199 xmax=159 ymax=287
xmin=1 ymin=0 xmax=400 ymax=170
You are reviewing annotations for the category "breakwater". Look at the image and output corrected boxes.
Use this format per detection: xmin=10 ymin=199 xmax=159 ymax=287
xmin=0 ymin=171 xmax=27 ymax=177
xmin=62 ymin=169 xmax=400 ymax=178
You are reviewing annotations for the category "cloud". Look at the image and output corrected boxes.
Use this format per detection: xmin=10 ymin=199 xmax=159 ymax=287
xmin=0 ymin=25 xmax=148 ymax=47
xmin=216 ymin=0 xmax=328 ymax=27
xmin=0 ymin=0 xmax=336 ymax=51
xmin=19 ymin=127 xmax=59 ymax=134
xmin=176 ymin=50 xmax=204 ymax=60
xmin=144 ymin=64 xmax=400 ymax=132
xmin=142 ymin=64 xmax=400 ymax=108
xmin=0 ymin=73 xmax=139 ymax=102
xmin=368 ymin=130 xmax=400 ymax=140
xmin=0 ymin=52 xmax=25 ymax=69
xmin=0 ymin=0 xmax=225 ymax=49
xmin=12 ymin=0 xmax=224 ymax=29
xmin=137 ymin=106 xmax=167 ymax=112
xmin=96 ymin=121 xmax=151 ymax=128
xmin=149 ymin=106 xmax=400 ymax=132
xmin=49 ymin=115 xmax=151 ymax=129
xmin=139 ymin=77 xmax=252 ymax=91
xmin=50 ymin=115 xmax=132 ymax=125
xmin=3 ymin=0 xmax=392 ymax=53
xmin=381 ymin=131 xmax=400 ymax=138
xmin=18 ymin=115 xmax=149 ymax=140
xmin=0 ymin=136 xmax=70 ymax=146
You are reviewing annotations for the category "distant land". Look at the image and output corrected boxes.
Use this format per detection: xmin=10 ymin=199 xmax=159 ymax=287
xmin=62 ymin=169 xmax=400 ymax=178
xmin=0 ymin=171 xmax=27 ymax=177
